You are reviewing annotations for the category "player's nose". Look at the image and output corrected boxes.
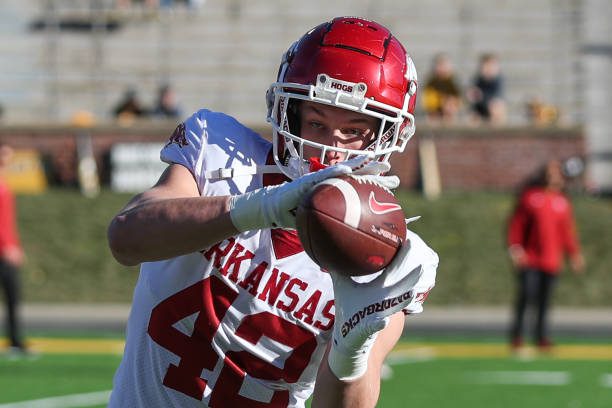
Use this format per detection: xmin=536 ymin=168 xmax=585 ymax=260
xmin=323 ymin=128 xmax=349 ymax=164
xmin=324 ymin=146 xmax=346 ymax=165
xmin=325 ymin=152 xmax=341 ymax=165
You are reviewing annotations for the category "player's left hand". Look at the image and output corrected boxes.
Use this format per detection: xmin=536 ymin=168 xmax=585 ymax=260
xmin=229 ymin=156 xmax=396 ymax=232
xmin=327 ymin=241 xmax=423 ymax=381
xmin=349 ymin=157 xmax=400 ymax=189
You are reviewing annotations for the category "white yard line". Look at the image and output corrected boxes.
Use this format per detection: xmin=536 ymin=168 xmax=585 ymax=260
xmin=601 ymin=373 xmax=612 ymax=388
xmin=468 ymin=371 xmax=571 ymax=386
xmin=0 ymin=390 xmax=111 ymax=408
xmin=387 ymin=347 xmax=436 ymax=364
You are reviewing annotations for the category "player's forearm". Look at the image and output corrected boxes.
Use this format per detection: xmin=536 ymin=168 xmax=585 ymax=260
xmin=312 ymin=357 xmax=381 ymax=408
xmin=108 ymin=195 xmax=237 ymax=266
xmin=312 ymin=312 xmax=405 ymax=407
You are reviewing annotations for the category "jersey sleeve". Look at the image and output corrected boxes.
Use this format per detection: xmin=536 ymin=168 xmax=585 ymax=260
xmin=507 ymin=190 xmax=530 ymax=248
xmin=402 ymin=230 xmax=438 ymax=316
xmin=160 ymin=110 xmax=207 ymax=191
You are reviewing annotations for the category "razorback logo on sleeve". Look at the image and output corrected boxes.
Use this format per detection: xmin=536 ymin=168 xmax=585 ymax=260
xmin=166 ymin=122 xmax=188 ymax=147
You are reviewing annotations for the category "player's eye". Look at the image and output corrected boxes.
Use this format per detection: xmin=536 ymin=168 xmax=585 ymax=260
xmin=307 ymin=121 xmax=326 ymax=132
xmin=341 ymin=127 xmax=372 ymax=138
xmin=343 ymin=128 xmax=363 ymax=135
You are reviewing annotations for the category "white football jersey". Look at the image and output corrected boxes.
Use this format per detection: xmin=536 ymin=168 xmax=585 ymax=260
xmin=109 ymin=109 xmax=437 ymax=407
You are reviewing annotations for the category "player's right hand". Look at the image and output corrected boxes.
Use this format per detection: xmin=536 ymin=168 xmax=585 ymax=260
xmin=229 ymin=155 xmax=392 ymax=232
xmin=327 ymin=250 xmax=423 ymax=381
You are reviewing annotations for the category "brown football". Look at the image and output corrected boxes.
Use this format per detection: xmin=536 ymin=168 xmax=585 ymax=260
xmin=296 ymin=175 xmax=406 ymax=277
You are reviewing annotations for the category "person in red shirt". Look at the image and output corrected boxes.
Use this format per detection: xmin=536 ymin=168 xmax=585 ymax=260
xmin=0 ymin=142 xmax=26 ymax=354
xmin=507 ymin=159 xmax=585 ymax=351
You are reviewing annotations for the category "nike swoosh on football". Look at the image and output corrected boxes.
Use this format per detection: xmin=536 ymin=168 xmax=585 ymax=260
xmin=368 ymin=191 xmax=402 ymax=214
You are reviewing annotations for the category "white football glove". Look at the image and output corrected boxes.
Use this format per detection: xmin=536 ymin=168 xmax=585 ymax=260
xmin=327 ymin=241 xmax=424 ymax=381
xmin=229 ymin=156 xmax=396 ymax=231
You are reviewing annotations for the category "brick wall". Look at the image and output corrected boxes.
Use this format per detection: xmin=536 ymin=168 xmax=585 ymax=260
xmin=414 ymin=126 xmax=586 ymax=191
xmin=0 ymin=123 xmax=585 ymax=191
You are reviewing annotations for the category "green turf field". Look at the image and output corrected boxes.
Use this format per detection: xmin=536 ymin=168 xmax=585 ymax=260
xmin=381 ymin=357 xmax=612 ymax=408
xmin=0 ymin=353 xmax=119 ymax=407
xmin=1 ymin=337 xmax=610 ymax=407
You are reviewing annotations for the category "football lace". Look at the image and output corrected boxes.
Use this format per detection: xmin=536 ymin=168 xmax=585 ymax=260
xmin=348 ymin=175 xmax=393 ymax=193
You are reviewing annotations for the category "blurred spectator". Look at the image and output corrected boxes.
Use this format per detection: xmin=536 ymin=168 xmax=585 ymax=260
xmin=506 ymin=159 xmax=585 ymax=352
xmin=526 ymin=96 xmax=560 ymax=126
xmin=0 ymin=142 xmax=27 ymax=356
xmin=422 ymin=53 xmax=462 ymax=124
xmin=112 ymin=88 xmax=148 ymax=124
xmin=466 ymin=53 xmax=506 ymax=125
xmin=151 ymin=84 xmax=182 ymax=119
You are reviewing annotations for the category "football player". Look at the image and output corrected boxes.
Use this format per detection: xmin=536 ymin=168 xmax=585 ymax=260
xmin=107 ymin=16 xmax=438 ymax=407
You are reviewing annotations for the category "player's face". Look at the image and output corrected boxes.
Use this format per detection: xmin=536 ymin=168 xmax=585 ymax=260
xmin=299 ymin=101 xmax=378 ymax=166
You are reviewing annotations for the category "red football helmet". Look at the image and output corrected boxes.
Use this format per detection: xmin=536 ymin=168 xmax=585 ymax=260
xmin=267 ymin=16 xmax=418 ymax=179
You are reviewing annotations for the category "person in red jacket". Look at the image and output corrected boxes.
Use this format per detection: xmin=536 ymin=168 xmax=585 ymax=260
xmin=507 ymin=159 xmax=585 ymax=351
xmin=0 ymin=142 xmax=27 ymax=354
